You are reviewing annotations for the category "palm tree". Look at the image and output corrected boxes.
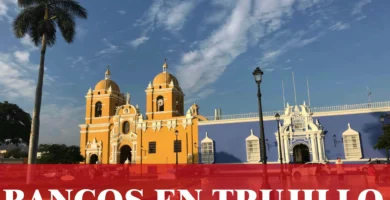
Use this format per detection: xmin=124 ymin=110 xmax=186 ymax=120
xmin=12 ymin=0 xmax=87 ymax=164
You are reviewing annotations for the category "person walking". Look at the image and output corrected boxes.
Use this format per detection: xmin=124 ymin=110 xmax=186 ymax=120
xmin=336 ymin=158 xmax=345 ymax=184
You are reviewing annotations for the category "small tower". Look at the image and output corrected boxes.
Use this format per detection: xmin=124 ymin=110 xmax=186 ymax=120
xmin=146 ymin=59 xmax=185 ymax=120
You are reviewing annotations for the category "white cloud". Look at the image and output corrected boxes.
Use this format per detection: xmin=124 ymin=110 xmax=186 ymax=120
xmin=39 ymin=104 xmax=84 ymax=145
xmin=129 ymin=36 xmax=149 ymax=48
xmin=258 ymin=30 xmax=321 ymax=67
xmin=285 ymin=59 xmax=291 ymax=63
xmin=118 ymin=10 xmax=126 ymax=15
xmin=0 ymin=0 xmax=17 ymax=22
xmin=356 ymin=15 xmax=367 ymax=21
xmin=204 ymin=10 xmax=229 ymax=25
xmin=135 ymin=0 xmax=197 ymax=33
xmin=175 ymin=0 xmax=327 ymax=99
xmin=0 ymin=52 xmax=36 ymax=99
xmin=283 ymin=67 xmax=292 ymax=70
xmin=351 ymin=0 xmax=372 ymax=16
xmin=13 ymin=51 xmax=29 ymax=63
xmin=329 ymin=21 xmax=350 ymax=31
xmin=20 ymin=35 xmax=38 ymax=51
xmin=96 ymin=38 xmax=123 ymax=56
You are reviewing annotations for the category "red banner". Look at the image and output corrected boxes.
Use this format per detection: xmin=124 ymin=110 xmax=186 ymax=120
xmin=0 ymin=164 xmax=389 ymax=200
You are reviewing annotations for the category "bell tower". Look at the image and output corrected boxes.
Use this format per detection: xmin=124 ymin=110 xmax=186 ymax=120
xmin=145 ymin=60 xmax=185 ymax=120
xmin=85 ymin=67 xmax=125 ymax=124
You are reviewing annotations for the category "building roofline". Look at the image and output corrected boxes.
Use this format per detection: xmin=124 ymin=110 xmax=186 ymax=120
xmin=199 ymin=101 xmax=390 ymax=125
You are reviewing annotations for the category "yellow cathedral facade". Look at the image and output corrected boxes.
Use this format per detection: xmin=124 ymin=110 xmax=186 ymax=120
xmin=79 ymin=61 xmax=205 ymax=164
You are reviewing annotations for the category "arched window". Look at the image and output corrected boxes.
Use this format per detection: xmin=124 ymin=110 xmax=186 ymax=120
xmin=156 ymin=96 xmax=164 ymax=112
xmin=201 ymin=132 xmax=214 ymax=164
xmin=95 ymin=102 xmax=102 ymax=117
xmin=122 ymin=121 xmax=130 ymax=134
xmin=246 ymin=129 xmax=260 ymax=163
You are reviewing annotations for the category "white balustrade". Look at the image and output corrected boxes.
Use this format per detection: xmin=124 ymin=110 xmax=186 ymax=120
xmin=204 ymin=101 xmax=390 ymax=121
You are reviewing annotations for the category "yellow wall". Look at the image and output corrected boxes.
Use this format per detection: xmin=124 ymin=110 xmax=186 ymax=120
xmin=136 ymin=117 xmax=199 ymax=164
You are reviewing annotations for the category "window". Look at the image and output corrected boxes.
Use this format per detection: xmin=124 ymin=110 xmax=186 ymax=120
xmin=157 ymin=96 xmax=164 ymax=112
xmin=246 ymin=130 xmax=260 ymax=163
xmin=122 ymin=121 xmax=130 ymax=134
xmin=246 ymin=140 xmax=260 ymax=162
xmin=95 ymin=102 xmax=102 ymax=117
xmin=342 ymin=123 xmax=362 ymax=160
xmin=148 ymin=142 xmax=156 ymax=154
xmin=201 ymin=142 xmax=214 ymax=164
xmin=200 ymin=132 xmax=214 ymax=164
xmin=174 ymin=140 xmax=182 ymax=153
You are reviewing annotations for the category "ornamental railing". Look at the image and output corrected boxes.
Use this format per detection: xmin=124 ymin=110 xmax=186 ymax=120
xmin=203 ymin=101 xmax=390 ymax=121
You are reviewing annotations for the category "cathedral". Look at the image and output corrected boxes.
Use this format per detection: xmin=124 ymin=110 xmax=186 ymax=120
xmin=80 ymin=61 xmax=390 ymax=165
xmin=79 ymin=61 xmax=206 ymax=164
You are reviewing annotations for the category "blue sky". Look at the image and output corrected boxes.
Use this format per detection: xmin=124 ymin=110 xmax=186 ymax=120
xmin=0 ymin=0 xmax=389 ymax=145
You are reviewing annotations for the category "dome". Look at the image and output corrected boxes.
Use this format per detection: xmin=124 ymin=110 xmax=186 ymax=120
xmin=94 ymin=79 xmax=120 ymax=92
xmin=94 ymin=67 xmax=120 ymax=92
xmin=153 ymin=72 xmax=179 ymax=87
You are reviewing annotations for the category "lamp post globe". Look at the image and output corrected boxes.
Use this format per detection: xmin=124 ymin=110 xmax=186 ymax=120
xmin=253 ymin=67 xmax=263 ymax=85
xmin=275 ymin=113 xmax=280 ymax=121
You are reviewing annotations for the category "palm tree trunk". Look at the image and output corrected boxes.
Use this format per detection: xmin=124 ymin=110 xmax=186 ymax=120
xmin=26 ymin=33 xmax=47 ymax=184
xmin=27 ymin=33 xmax=47 ymax=164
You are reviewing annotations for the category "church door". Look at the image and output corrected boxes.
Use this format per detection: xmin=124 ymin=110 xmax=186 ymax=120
xmin=293 ymin=144 xmax=310 ymax=164
xmin=120 ymin=145 xmax=132 ymax=164
xmin=90 ymin=154 xmax=98 ymax=164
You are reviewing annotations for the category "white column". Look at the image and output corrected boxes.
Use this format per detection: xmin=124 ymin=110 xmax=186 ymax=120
xmin=280 ymin=135 xmax=285 ymax=163
xmin=317 ymin=134 xmax=323 ymax=161
xmin=311 ymin=134 xmax=318 ymax=162
xmin=284 ymin=136 xmax=290 ymax=163
xmin=321 ymin=135 xmax=326 ymax=161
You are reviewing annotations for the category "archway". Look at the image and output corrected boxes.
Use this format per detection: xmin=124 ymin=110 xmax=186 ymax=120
xmin=120 ymin=145 xmax=132 ymax=164
xmin=90 ymin=154 xmax=98 ymax=164
xmin=293 ymin=144 xmax=310 ymax=164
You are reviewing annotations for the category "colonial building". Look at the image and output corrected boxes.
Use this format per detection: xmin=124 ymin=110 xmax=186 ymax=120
xmin=198 ymin=101 xmax=390 ymax=164
xmin=79 ymin=61 xmax=204 ymax=164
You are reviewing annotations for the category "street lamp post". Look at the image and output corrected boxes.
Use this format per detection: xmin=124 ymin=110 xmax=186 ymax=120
xmin=253 ymin=67 xmax=267 ymax=164
xmin=253 ymin=67 xmax=270 ymax=189
xmin=275 ymin=113 xmax=285 ymax=180
xmin=175 ymin=130 xmax=179 ymax=176
xmin=175 ymin=130 xmax=179 ymax=165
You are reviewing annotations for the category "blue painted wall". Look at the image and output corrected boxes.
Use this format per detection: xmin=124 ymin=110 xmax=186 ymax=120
xmin=198 ymin=111 xmax=387 ymax=163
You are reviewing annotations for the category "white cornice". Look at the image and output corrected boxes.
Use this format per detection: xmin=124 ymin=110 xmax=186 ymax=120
xmin=80 ymin=129 xmax=110 ymax=134
xmin=87 ymin=123 xmax=111 ymax=128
